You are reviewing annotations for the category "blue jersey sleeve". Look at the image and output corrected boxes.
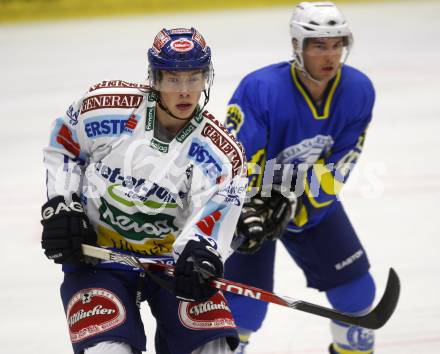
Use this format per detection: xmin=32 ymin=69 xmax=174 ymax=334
xmin=226 ymin=76 xmax=269 ymax=191
xmin=292 ymin=82 xmax=376 ymax=230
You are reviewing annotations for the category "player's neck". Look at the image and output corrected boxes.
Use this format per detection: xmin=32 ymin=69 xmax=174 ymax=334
xmin=155 ymin=105 xmax=188 ymax=136
xmin=297 ymin=69 xmax=332 ymax=105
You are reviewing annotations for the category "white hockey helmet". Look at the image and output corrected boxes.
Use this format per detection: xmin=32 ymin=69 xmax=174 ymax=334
xmin=289 ymin=1 xmax=353 ymax=71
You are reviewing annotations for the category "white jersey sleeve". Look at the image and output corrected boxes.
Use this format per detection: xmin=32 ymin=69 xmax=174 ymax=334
xmin=172 ymin=154 xmax=247 ymax=262
xmin=172 ymin=112 xmax=248 ymax=262
xmin=43 ymin=98 xmax=91 ymax=201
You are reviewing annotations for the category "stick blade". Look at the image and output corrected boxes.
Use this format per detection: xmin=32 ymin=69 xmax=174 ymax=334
xmin=360 ymin=267 xmax=401 ymax=329
xmin=293 ymin=268 xmax=400 ymax=329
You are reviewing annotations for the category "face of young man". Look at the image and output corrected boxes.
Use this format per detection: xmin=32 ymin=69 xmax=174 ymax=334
xmin=158 ymin=70 xmax=204 ymax=120
xmin=302 ymin=37 xmax=345 ymax=82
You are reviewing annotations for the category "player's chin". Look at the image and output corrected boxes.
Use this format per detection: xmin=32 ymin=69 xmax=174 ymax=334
xmin=320 ymin=66 xmax=338 ymax=77
xmin=172 ymin=105 xmax=195 ymax=119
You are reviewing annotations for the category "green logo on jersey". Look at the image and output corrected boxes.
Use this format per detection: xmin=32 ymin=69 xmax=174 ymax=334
xmin=148 ymin=91 xmax=158 ymax=102
xmin=194 ymin=110 xmax=204 ymax=124
xmin=176 ymin=122 xmax=196 ymax=143
xmin=99 ymin=198 xmax=177 ymax=241
xmin=146 ymin=106 xmax=155 ymax=131
xmin=150 ymin=138 xmax=169 ymax=153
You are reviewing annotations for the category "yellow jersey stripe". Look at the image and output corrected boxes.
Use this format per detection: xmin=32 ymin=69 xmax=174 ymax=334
xmin=291 ymin=64 xmax=341 ymax=120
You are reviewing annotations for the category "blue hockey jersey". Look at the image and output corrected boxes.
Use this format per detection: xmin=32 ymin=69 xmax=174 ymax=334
xmin=226 ymin=62 xmax=375 ymax=232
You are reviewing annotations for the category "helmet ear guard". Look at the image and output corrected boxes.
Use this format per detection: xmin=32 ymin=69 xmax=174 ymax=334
xmin=289 ymin=1 xmax=353 ymax=73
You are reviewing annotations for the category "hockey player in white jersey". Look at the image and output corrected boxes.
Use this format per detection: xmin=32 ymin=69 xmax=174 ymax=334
xmin=41 ymin=27 xmax=247 ymax=354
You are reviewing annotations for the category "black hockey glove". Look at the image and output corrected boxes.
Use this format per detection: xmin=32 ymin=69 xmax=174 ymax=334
xmin=41 ymin=194 xmax=97 ymax=265
xmin=235 ymin=198 xmax=266 ymax=254
xmin=174 ymin=239 xmax=223 ymax=302
xmin=263 ymin=188 xmax=295 ymax=241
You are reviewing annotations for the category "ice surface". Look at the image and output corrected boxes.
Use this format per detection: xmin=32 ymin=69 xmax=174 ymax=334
xmin=1 ymin=1 xmax=439 ymax=352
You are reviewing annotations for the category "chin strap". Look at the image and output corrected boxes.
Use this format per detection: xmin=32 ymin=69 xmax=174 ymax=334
xmin=155 ymin=88 xmax=211 ymax=121
xmin=300 ymin=67 xmax=325 ymax=84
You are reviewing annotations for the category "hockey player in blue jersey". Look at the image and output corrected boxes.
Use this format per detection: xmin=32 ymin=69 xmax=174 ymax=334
xmin=225 ymin=2 xmax=376 ymax=354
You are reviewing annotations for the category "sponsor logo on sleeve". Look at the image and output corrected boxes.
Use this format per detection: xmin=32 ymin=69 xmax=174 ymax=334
xmin=188 ymin=140 xmax=223 ymax=182
xmin=66 ymin=288 xmax=126 ymax=343
xmin=201 ymin=122 xmax=243 ymax=177
xmin=66 ymin=104 xmax=79 ymax=126
xmin=57 ymin=124 xmax=80 ymax=157
xmin=178 ymin=292 xmax=236 ymax=330
xmin=217 ymin=182 xmax=245 ymax=206
xmin=202 ymin=111 xmax=242 ymax=146
xmin=196 ymin=210 xmax=222 ymax=237
xmin=80 ymin=94 xmax=143 ymax=114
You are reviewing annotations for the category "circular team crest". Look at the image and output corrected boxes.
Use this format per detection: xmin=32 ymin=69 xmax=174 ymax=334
xmin=178 ymin=292 xmax=236 ymax=330
xmin=66 ymin=288 xmax=126 ymax=343
xmin=347 ymin=326 xmax=374 ymax=351
xmin=171 ymin=38 xmax=194 ymax=52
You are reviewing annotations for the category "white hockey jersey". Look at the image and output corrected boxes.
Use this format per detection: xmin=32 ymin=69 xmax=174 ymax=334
xmin=43 ymin=80 xmax=247 ymax=263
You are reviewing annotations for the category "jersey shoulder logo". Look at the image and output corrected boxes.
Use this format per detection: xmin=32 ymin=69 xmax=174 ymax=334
xmin=201 ymin=111 xmax=246 ymax=177
xmin=88 ymin=80 xmax=150 ymax=92
xmin=226 ymin=104 xmax=245 ymax=135
xmin=81 ymin=94 xmax=143 ymax=114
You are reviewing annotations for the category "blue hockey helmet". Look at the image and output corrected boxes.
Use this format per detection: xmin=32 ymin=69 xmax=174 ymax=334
xmin=148 ymin=27 xmax=214 ymax=90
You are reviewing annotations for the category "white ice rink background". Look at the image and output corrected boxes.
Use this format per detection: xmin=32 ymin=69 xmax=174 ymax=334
xmin=0 ymin=1 xmax=439 ymax=353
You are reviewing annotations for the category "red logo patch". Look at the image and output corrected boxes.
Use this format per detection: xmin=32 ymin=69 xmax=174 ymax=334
xmin=192 ymin=29 xmax=206 ymax=50
xmin=125 ymin=114 xmax=138 ymax=130
xmin=56 ymin=124 xmax=80 ymax=157
xmin=178 ymin=292 xmax=236 ymax=330
xmin=196 ymin=210 xmax=222 ymax=236
xmin=171 ymin=38 xmax=194 ymax=52
xmin=153 ymin=30 xmax=171 ymax=53
xmin=66 ymin=288 xmax=126 ymax=343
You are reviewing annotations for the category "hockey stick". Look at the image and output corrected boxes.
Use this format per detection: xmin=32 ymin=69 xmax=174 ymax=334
xmin=81 ymin=244 xmax=400 ymax=329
